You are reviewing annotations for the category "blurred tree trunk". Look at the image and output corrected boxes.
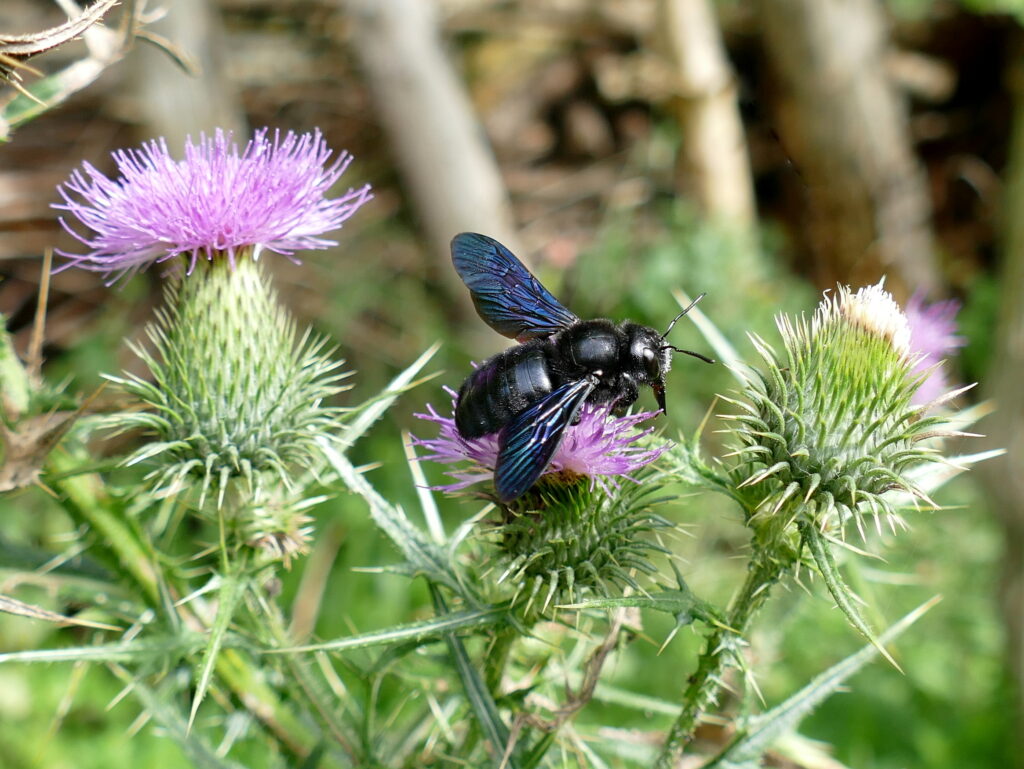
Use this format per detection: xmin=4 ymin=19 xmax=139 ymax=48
xmin=981 ymin=40 xmax=1024 ymax=750
xmin=755 ymin=0 xmax=939 ymax=300
xmin=340 ymin=0 xmax=521 ymax=298
xmin=659 ymin=0 xmax=755 ymax=225
xmin=129 ymin=0 xmax=246 ymax=150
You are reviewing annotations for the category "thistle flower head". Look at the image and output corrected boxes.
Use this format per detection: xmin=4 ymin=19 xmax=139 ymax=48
xmin=105 ymin=257 xmax=350 ymax=508
xmin=905 ymin=293 xmax=966 ymax=405
xmin=729 ymin=280 xmax=950 ymax=540
xmin=54 ymin=127 xmax=372 ymax=281
xmin=491 ymin=478 xmax=672 ymax=617
xmin=826 ymin=281 xmax=912 ymax=358
xmin=413 ymin=388 xmax=668 ymax=498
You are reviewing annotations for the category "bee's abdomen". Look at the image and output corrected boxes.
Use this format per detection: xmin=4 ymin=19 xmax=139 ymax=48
xmin=455 ymin=343 xmax=556 ymax=439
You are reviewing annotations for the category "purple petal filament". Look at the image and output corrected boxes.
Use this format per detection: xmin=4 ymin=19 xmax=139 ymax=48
xmin=54 ymin=127 xmax=372 ymax=281
xmin=905 ymin=293 xmax=966 ymax=405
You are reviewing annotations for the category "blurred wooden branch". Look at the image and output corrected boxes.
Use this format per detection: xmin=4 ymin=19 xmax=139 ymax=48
xmin=756 ymin=0 xmax=940 ymax=299
xmin=981 ymin=37 xmax=1024 ymax=741
xmin=659 ymin=0 xmax=755 ymax=224
xmin=340 ymin=0 xmax=522 ymax=283
xmin=0 ymin=0 xmax=139 ymax=138
xmin=0 ymin=0 xmax=118 ymax=63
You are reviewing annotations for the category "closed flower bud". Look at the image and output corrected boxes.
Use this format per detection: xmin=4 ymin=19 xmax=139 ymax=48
xmin=727 ymin=281 xmax=945 ymax=539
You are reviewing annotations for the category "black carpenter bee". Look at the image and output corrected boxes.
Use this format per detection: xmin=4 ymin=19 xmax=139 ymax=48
xmin=451 ymin=232 xmax=712 ymax=502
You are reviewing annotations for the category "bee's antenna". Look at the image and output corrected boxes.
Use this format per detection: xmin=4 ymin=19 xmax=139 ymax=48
xmin=663 ymin=293 xmax=706 ymax=339
xmin=662 ymin=344 xmax=715 ymax=365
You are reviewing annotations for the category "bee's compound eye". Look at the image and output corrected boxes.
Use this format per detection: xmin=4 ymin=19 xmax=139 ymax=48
xmin=642 ymin=347 xmax=660 ymax=379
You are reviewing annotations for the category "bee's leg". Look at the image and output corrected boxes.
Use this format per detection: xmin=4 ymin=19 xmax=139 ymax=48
xmin=611 ymin=374 xmax=639 ymax=416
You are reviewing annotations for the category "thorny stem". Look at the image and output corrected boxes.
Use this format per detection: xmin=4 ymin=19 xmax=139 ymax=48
xmin=484 ymin=625 xmax=518 ymax=696
xmin=654 ymin=554 xmax=785 ymax=769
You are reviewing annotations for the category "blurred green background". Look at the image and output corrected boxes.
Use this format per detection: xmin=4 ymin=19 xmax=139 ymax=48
xmin=1 ymin=0 xmax=1021 ymax=766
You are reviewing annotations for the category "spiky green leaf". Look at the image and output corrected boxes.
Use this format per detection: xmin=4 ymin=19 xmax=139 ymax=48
xmin=705 ymin=598 xmax=939 ymax=768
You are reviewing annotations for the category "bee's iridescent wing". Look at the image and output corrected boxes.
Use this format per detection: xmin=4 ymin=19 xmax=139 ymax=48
xmin=451 ymin=232 xmax=579 ymax=342
xmin=494 ymin=376 xmax=596 ymax=502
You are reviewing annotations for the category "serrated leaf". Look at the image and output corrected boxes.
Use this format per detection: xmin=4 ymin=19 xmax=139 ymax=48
xmin=0 ymin=593 xmax=120 ymax=631
xmin=705 ymin=598 xmax=939 ymax=768
xmin=561 ymin=586 xmax=721 ymax=627
xmin=801 ymin=523 xmax=899 ymax=670
xmin=189 ymin=570 xmax=248 ymax=732
xmin=563 ymin=564 xmax=724 ymax=654
xmin=431 ymin=587 xmax=518 ymax=768
xmin=264 ymin=605 xmax=508 ymax=654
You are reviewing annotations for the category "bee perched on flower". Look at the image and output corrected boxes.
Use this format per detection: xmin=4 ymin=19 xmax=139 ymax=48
xmin=415 ymin=389 xmax=673 ymax=612
xmin=56 ymin=128 xmax=371 ymax=532
xmin=414 ymin=387 xmax=669 ymax=500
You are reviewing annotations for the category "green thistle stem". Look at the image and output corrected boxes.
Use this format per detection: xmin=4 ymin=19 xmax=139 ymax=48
xmin=254 ymin=590 xmax=360 ymax=761
xmin=655 ymin=553 xmax=785 ymax=769
xmin=48 ymin=448 xmax=164 ymax=608
xmin=484 ymin=626 xmax=518 ymax=697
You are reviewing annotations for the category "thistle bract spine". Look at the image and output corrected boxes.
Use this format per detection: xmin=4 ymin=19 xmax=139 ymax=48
xmin=107 ymin=253 xmax=349 ymax=508
xmin=729 ymin=283 xmax=942 ymax=538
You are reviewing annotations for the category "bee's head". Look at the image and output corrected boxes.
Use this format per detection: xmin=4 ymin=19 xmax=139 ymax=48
xmin=626 ymin=295 xmax=715 ymax=415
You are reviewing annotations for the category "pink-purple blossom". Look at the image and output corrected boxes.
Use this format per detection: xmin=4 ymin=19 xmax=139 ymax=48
xmin=413 ymin=387 xmax=669 ymax=497
xmin=905 ymin=293 xmax=966 ymax=405
xmin=53 ymin=127 xmax=372 ymax=281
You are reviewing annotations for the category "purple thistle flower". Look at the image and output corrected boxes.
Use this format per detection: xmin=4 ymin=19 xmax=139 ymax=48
xmin=905 ymin=293 xmax=966 ymax=405
xmin=53 ymin=127 xmax=372 ymax=281
xmin=413 ymin=388 xmax=669 ymax=497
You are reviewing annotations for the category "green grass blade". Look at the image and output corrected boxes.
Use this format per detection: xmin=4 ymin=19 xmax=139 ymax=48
xmin=337 ymin=342 xmax=440 ymax=452
xmin=0 ymin=633 xmax=216 ymax=664
xmin=671 ymin=289 xmax=753 ymax=386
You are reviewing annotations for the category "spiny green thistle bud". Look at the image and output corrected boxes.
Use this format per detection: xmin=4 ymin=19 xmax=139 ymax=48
xmin=489 ymin=472 xmax=672 ymax=618
xmin=726 ymin=281 xmax=946 ymax=542
xmin=242 ymin=490 xmax=324 ymax=568
xmin=106 ymin=253 xmax=349 ymax=507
